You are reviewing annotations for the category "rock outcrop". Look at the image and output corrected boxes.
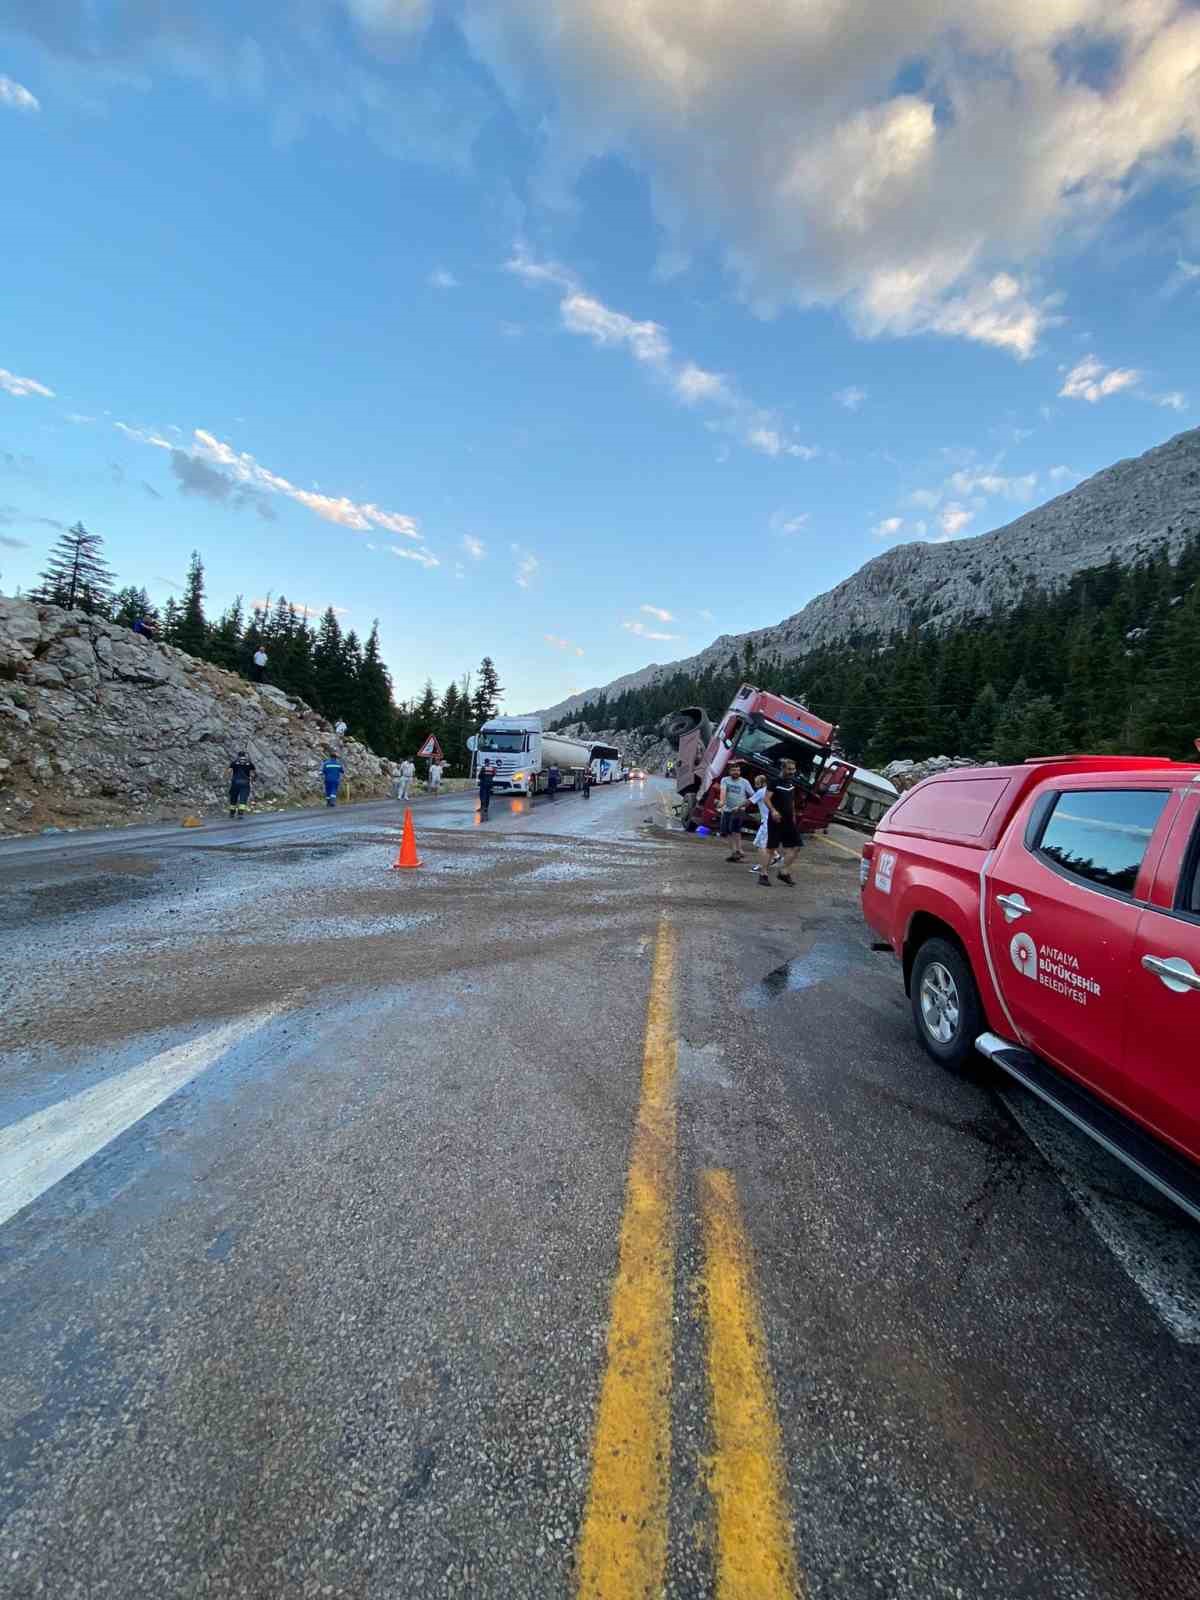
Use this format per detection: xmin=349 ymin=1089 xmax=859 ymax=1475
xmin=537 ymin=424 xmax=1200 ymax=724
xmin=0 ymin=598 xmax=396 ymax=833
xmin=881 ymin=756 xmax=984 ymax=792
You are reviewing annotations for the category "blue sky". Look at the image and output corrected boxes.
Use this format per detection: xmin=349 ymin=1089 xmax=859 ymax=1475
xmin=1 ymin=1 xmax=1198 ymax=713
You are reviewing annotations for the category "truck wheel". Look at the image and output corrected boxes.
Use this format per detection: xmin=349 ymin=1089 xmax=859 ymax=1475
xmin=910 ymin=938 xmax=984 ymax=1074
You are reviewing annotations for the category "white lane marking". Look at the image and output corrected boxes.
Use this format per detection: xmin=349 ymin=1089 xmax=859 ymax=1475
xmin=1000 ymin=1088 xmax=1200 ymax=1345
xmin=0 ymin=1008 xmax=283 ymax=1229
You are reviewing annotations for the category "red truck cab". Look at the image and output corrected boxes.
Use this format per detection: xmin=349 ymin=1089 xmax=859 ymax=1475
xmin=670 ymin=684 xmax=854 ymax=834
xmin=862 ymin=756 xmax=1200 ymax=1218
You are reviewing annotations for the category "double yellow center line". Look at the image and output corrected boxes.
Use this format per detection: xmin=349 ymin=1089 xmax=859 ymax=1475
xmin=577 ymin=917 xmax=803 ymax=1599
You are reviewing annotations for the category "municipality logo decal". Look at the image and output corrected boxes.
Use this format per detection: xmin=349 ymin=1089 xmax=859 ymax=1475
xmin=1010 ymin=932 xmax=1038 ymax=980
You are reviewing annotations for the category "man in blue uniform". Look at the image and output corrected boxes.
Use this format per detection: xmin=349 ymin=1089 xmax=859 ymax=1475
xmin=322 ymin=752 xmax=344 ymax=807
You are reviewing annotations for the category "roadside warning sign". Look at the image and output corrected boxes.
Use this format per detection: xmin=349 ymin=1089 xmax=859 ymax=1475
xmin=417 ymin=735 xmax=443 ymax=760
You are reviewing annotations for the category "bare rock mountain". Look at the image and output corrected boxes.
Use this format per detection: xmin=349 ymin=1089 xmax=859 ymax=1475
xmin=0 ymin=598 xmax=396 ymax=833
xmin=537 ymin=425 xmax=1200 ymax=723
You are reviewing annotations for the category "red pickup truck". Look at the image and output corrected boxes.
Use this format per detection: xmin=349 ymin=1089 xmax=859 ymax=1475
xmin=861 ymin=756 xmax=1200 ymax=1220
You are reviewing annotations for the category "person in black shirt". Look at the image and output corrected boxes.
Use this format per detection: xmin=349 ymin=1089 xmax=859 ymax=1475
xmin=228 ymin=751 xmax=256 ymax=818
xmin=759 ymin=759 xmax=802 ymax=887
xmin=478 ymin=760 xmax=496 ymax=821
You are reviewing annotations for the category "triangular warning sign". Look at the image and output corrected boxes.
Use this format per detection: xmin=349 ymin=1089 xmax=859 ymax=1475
xmin=417 ymin=735 xmax=443 ymax=760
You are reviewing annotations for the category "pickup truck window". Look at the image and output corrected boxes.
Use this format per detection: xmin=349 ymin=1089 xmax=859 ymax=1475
xmin=886 ymin=775 xmax=1012 ymax=839
xmin=1036 ymin=788 xmax=1169 ymax=897
xmin=1182 ymin=824 xmax=1200 ymax=916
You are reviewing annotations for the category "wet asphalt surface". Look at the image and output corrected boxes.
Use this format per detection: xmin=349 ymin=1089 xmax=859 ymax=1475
xmin=1 ymin=780 xmax=1198 ymax=1598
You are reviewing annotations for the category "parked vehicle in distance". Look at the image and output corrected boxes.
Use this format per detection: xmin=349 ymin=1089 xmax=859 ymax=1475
xmin=473 ymin=717 xmax=592 ymax=795
xmin=861 ymin=755 xmax=1200 ymax=1219
xmin=629 ymin=768 xmax=647 ymax=781
xmin=590 ymin=743 xmax=622 ymax=785
xmin=665 ymin=684 xmax=854 ymax=835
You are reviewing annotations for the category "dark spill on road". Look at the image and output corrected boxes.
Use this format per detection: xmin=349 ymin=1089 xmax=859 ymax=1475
xmin=743 ymin=936 xmax=874 ymax=1007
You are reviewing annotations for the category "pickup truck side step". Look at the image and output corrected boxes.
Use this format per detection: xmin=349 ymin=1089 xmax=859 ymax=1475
xmin=976 ymin=1032 xmax=1200 ymax=1225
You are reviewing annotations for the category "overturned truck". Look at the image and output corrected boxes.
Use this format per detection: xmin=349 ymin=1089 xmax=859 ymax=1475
xmin=664 ymin=684 xmax=856 ymax=834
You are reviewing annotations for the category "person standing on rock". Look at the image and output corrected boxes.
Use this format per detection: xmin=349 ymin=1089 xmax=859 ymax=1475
xmin=228 ymin=751 xmax=256 ymax=819
xmin=252 ymin=647 xmax=268 ymax=683
xmin=322 ymin=751 xmax=344 ymax=808
xmin=334 ymin=718 xmax=347 ymax=739
xmin=396 ymin=756 xmax=415 ymax=802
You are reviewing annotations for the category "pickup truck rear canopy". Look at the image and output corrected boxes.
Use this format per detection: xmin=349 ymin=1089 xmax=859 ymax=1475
xmin=881 ymin=757 xmax=1200 ymax=851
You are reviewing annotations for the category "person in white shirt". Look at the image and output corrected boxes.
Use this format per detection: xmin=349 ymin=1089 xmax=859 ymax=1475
xmin=252 ymin=647 xmax=268 ymax=683
xmin=750 ymin=773 xmax=771 ymax=856
xmin=334 ymin=718 xmax=347 ymax=738
xmin=396 ymin=757 xmax=416 ymax=801
xmin=428 ymin=760 xmax=443 ymax=794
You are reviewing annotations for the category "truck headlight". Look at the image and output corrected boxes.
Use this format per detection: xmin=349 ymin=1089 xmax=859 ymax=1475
xmin=513 ymin=772 xmax=525 ymax=781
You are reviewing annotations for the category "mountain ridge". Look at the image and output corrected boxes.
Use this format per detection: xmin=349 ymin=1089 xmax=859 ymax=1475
xmin=534 ymin=425 xmax=1200 ymax=723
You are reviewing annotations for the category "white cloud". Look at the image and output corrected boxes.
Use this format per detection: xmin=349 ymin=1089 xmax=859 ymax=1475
xmin=1156 ymin=390 xmax=1188 ymax=412
xmin=64 ymin=412 xmax=96 ymax=424
xmin=835 ymin=385 xmax=867 ymax=411
xmin=429 ymin=268 xmax=459 ymax=288
xmin=1059 ymin=355 xmax=1141 ymax=404
xmin=939 ymin=502 xmax=975 ymax=537
xmin=0 ymin=76 xmax=39 ymax=114
xmin=561 ymin=292 xmax=671 ymax=365
xmin=698 ymin=608 xmax=714 ymax=621
xmin=462 ymin=533 xmax=486 ymax=559
xmin=769 ymin=511 xmax=810 ymax=535
xmin=512 ymin=545 xmax=539 ymax=588
xmin=914 ymin=519 xmax=928 ymax=536
xmin=745 ymin=426 xmax=818 ymax=460
xmin=388 ymin=545 xmax=439 ymax=569
xmin=907 ymin=487 xmax=942 ymax=510
xmin=467 ymin=3 xmax=1200 ymax=359
xmin=1 ymin=367 xmax=54 ymax=399
xmin=116 ymin=421 xmax=420 ymax=537
xmin=872 ymin=516 xmax=904 ymax=540
xmin=1048 ymin=464 xmax=1082 ymax=485
xmin=623 ymin=619 xmax=678 ymax=641
xmin=508 ymin=247 xmax=812 ymax=458
xmin=675 ymin=363 xmax=730 ymax=405
xmin=947 ymin=468 xmax=1037 ymax=502
xmin=641 ymin=604 xmax=674 ymax=622
xmin=1163 ymin=258 xmax=1200 ymax=297
xmin=545 ymin=633 xmax=585 ymax=656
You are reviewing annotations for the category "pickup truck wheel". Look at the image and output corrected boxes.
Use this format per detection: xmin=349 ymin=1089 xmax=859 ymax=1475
xmin=911 ymin=938 xmax=983 ymax=1074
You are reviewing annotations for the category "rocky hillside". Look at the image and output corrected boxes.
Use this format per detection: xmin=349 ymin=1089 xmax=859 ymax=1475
xmin=538 ymin=424 xmax=1200 ymax=723
xmin=0 ymin=598 xmax=397 ymax=834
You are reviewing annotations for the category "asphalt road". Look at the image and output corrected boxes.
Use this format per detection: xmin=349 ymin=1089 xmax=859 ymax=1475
xmin=1 ymin=779 xmax=1198 ymax=1599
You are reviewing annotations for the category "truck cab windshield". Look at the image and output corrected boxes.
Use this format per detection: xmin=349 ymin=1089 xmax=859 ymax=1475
xmin=478 ymin=731 xmax=528 ymax=753
xmin=733 ymin=723 xmax=823 ymax=784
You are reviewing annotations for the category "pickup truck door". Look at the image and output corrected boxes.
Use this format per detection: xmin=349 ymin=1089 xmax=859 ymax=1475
xmin=983 ymin=784 xmax=1172 ymax=1107
xmin=1122 ymin=787 xmax=1200 ymax=1163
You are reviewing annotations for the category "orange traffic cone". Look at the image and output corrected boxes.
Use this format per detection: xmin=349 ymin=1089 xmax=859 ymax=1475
xmin=390 ymin=807 xmax=421 ymax=869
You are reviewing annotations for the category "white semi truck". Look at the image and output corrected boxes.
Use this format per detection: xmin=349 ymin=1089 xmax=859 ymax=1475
xmin=472 ymin=715 xmax=598 ymax=796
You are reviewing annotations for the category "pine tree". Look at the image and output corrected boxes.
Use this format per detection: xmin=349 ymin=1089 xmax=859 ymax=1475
xmin=471 ymin=656 xmax=503 ymax=725
xmin=34 ymin=521 xmax=114 ymax=614
xmin=209 ymin=596 xmax=245 ymax=671
xmin=161 ymin=596 xmax=182 ymax=642
xmin=111 ymin=585 xmax=159 ymax=630
xmin=175 ymin=550 xmax=208 ymax=658
xmin=357 ymin=622 xmax=395 ymax=754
